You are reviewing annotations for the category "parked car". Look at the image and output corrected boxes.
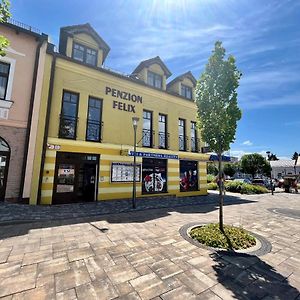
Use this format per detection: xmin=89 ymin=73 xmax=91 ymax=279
xmin=252 ymin=178 xmax=274 ymax=190
xmin=233 ymin=178 xmax=252 ymax=184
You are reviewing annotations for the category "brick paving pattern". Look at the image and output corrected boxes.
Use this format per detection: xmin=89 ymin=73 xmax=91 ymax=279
xmin=0 ymin=192 xmax=299 ymax=299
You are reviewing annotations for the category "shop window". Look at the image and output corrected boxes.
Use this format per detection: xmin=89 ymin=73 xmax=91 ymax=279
xmin=178 ymin=118 xmax=186 ymax=151
xmin=191 ymin=121 xmax=198 ymax=152
xmin=86 ymin=97 xmax=102 ymax=142
xmin=59 ymin=91 xmax=79 ymax=139
xmin=0 ymin=62 xmax=10 ymax=100
xmin=143 ymin=110 xmax=153 ymax=147
xmin=72 ymin=42 xmax=97 ymax=66
xmin=147 ymin=71 xmax=162 ymax=89
xmin=142 ymin=158 xmax=167 ymax=194
xmin=181 ymin=84 xmax=192 ymax=100
xmin=180 ymin=160 xmax=198 ymax=192
xmin=158 ymin=114 xmax=167 ymax=149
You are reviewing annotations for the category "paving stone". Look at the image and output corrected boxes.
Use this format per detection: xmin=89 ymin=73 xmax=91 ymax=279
xmin=105 ymin=263 xmax=139 ymax=284
xmin=150 ymin=259 xmax=184 ymax=280
xmin=22 ymin=250 xmax=52 ymax=266
xmin=37 ymin=257 xmax=70 ymax=277
xmin=56 ymin=288 xmax=77 ymax=300
xmin=0 ymin=272 xmax=36 ymax=298
xmin=130 ymin=272 xmax=170 ymax=300
xmin=0 ymin=261 xmax=21 ymax=278
xmin=176 ymin=269 xmax=216 ymax=294
xmin=75 ymin=279 xmax=118 ymax=300
xmin=0 ymin=250 xmax=11 ymax=263
xmin=160 ymin=285 xmax=199 ymax=300
xmin=117 ymin=291 xmax=142 ymax=300
xmin=67 ymin=246 xmax=95 ymax=262
xmin=55 ymin=264 xmax=91 ymax=292
xmin=115 ymin=282 xmax=134 ymax=296
xmin=12 ymin=286 xmax=55 ymax=300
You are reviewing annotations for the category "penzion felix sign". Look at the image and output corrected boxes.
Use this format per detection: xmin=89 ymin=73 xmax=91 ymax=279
xmin=105 ymin=86 xmax=143 ymax=113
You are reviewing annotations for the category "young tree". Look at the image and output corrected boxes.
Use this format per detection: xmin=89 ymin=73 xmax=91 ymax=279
xmin=240 ymin=153 xmax=271 ymax=178
xmin=292 ymin=152 xmax=299 ymax=161
xmin=223 ymin=163 xmax=237 ymax=178
xmin=0 ymin=0 xmax=11 ymax=56
xmin=196 ymin=41 xmax=242 ymax=231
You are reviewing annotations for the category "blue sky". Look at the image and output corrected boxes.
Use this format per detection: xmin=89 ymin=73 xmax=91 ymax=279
xmin=11 ymin=0 xmax=300 ymax=159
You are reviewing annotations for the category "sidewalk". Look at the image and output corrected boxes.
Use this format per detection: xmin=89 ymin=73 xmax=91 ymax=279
xmin=0 ymin=192 xmax=299 ymax=299
xmin=0 ymin=192 xmax=251 ymax=224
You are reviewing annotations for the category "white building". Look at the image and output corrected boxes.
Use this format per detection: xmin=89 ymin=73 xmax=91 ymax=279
xmin=270 ymin=160 xmax=300 ymax=179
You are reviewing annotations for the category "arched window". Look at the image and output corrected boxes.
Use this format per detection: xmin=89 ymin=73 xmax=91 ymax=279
xmin=0 ymin=137 xmax=10 ymax=201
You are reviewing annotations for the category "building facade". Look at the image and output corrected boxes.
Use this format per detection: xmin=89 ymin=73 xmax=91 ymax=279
xmin=28 ymin=23 xmax=209 ymax=205
xmin=0 ymin=20 xmax=47 ymax=201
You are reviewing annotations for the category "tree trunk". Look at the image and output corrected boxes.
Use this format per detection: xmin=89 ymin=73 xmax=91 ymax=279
xmin=218 ymin=153 xmax=224 ymax=232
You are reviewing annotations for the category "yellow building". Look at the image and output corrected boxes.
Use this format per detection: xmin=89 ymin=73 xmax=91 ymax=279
xmin=30 ymin=23 xmax=209 ymax=205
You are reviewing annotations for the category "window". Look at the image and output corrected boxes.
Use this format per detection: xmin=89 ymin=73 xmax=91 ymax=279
xmin=143 ymin=110 xmax=153 ymax=147
xmin=0 ymin=62 xmax=10 ymax=100
xmin=147 ymin=71 xmax=162 ymax=89
xmin=158 ymin=114 xmax=167 ymax=149
xmin=178 ymin=119 xmax=186 ymax=151
xmin=180 ymin=160 xmax=198 ymax=192
xmin=191 ymin=121 xmax=198 ymax=152
xmin=86 ymin=97 xmax=102 ymax=142
xmin=59 ymin=91 xmax=79 ymax=139
xmin=181 ymin=84 xmax=192 ymax=100
xmin=72 ymin=43 xmax=97 ymax=66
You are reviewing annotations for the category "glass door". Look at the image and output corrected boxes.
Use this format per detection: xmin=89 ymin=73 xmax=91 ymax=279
xmin=0 ymin=137 xmax=10 ymax=201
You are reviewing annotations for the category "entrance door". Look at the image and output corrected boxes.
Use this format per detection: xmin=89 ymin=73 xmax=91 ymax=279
xmin=0 ymin=137 xmax=10 ymax=201
xmin=53 ymin=152 xmax=99 ymax=204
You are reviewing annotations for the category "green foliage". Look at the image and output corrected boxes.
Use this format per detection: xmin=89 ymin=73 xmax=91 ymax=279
xmin=267 ymin=153 xmax=278 ymax=161
xmin=224 ymin=181 xmax=268 ymax=194
xmin=207 ymin=182 xmax=218 ymax=190
xmin=292 ymin=152 xmax=299 ymax=161
xmin=223 ymin=163 xmax=236 ymax=177
xmin=240 ymin=153 xmax=271 ymax=178
xmin=207 ymin=163 xmax=218 ymax=175
xmin=196 ymin=41 xmax=242 ymax=155
xmin=190 ymin=223 xmax=256 ymax=250
xmin=207 ymin=174 xmax=216 ymax=183
xmin=0 ymin=0 xmax=11 ymax=56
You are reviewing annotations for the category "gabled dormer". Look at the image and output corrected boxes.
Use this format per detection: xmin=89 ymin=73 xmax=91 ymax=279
xmin=59 ymin=23 xmax=110 ymax=67
xmin=132 ymin=56 xmax=172 ymax=90
xmin=167 ymin=71 xmax=196 ymax=101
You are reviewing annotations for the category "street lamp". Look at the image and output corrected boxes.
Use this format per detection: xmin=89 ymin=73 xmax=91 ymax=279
xmin=132 ymin=116 xmax=139 ymax=209
xmin=266 ymin=151 xmax=274 ymax=195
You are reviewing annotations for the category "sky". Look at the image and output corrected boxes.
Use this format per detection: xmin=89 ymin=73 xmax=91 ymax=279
xmin=11 ymin=0 xmax=300 ymax=159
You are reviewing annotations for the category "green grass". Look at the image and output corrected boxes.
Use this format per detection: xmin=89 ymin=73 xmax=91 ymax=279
xmin=190 ymin=223 xmax=256 ymax=250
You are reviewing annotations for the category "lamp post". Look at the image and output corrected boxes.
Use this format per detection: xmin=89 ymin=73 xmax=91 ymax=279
xmin=132 ymin=117 xmax=139 ymax=209
xmin=266 ymin=151 xmax=274 ymax=195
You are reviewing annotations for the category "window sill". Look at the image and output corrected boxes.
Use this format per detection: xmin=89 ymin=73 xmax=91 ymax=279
xmin=0 ymin=99 xmax=14 ymax=109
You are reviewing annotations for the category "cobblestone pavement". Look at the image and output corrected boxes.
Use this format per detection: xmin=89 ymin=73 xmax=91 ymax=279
xmin=0 ymin=192 xmax=299 ymax=299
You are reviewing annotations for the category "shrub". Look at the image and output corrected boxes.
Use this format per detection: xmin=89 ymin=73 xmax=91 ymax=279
xmin=224 ymin=181 xmax=268 ymax=194
xmin=190 ymin=223 xmax=256 ymax=250
xmin=207 ymin=174 xmax=216 ymax=183
xmin=207 ymin=182 xmax=218 ymax=190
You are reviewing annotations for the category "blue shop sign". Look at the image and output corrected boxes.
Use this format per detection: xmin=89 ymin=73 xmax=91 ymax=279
xmin=209 ymin=154 xmax=231 ymax=162
xmin=129 ymin=151 xmax=179 ymax=160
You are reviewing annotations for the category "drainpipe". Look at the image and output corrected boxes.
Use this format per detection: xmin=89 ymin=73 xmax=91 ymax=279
xmin=37 ymin=53 xmax=56 ymax=204
xmin=19 ymin=35 xmax=47 ymax=201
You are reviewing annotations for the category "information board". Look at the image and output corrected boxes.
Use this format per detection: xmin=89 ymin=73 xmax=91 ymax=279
xmin=111 ymin=162 xmax=141 ymax=183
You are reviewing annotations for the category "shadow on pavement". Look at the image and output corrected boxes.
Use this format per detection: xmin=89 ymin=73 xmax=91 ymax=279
xmin=210 ymin=251 xmax=300 ymax=299
xmin=0 ymin=194 xmax=255 ymax=239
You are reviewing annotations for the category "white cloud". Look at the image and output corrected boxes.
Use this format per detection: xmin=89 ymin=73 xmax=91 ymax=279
xmin=242 ymin=140 xmax=253 ymax=146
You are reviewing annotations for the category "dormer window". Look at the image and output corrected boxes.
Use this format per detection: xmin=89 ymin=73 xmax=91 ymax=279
xmin=147 ymin=71 xmax=162 ymax=89
xmin=72 ymin=42 xmax=97 ymax=66
xmin=181 ymin=84 xmax=192 ymax=100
